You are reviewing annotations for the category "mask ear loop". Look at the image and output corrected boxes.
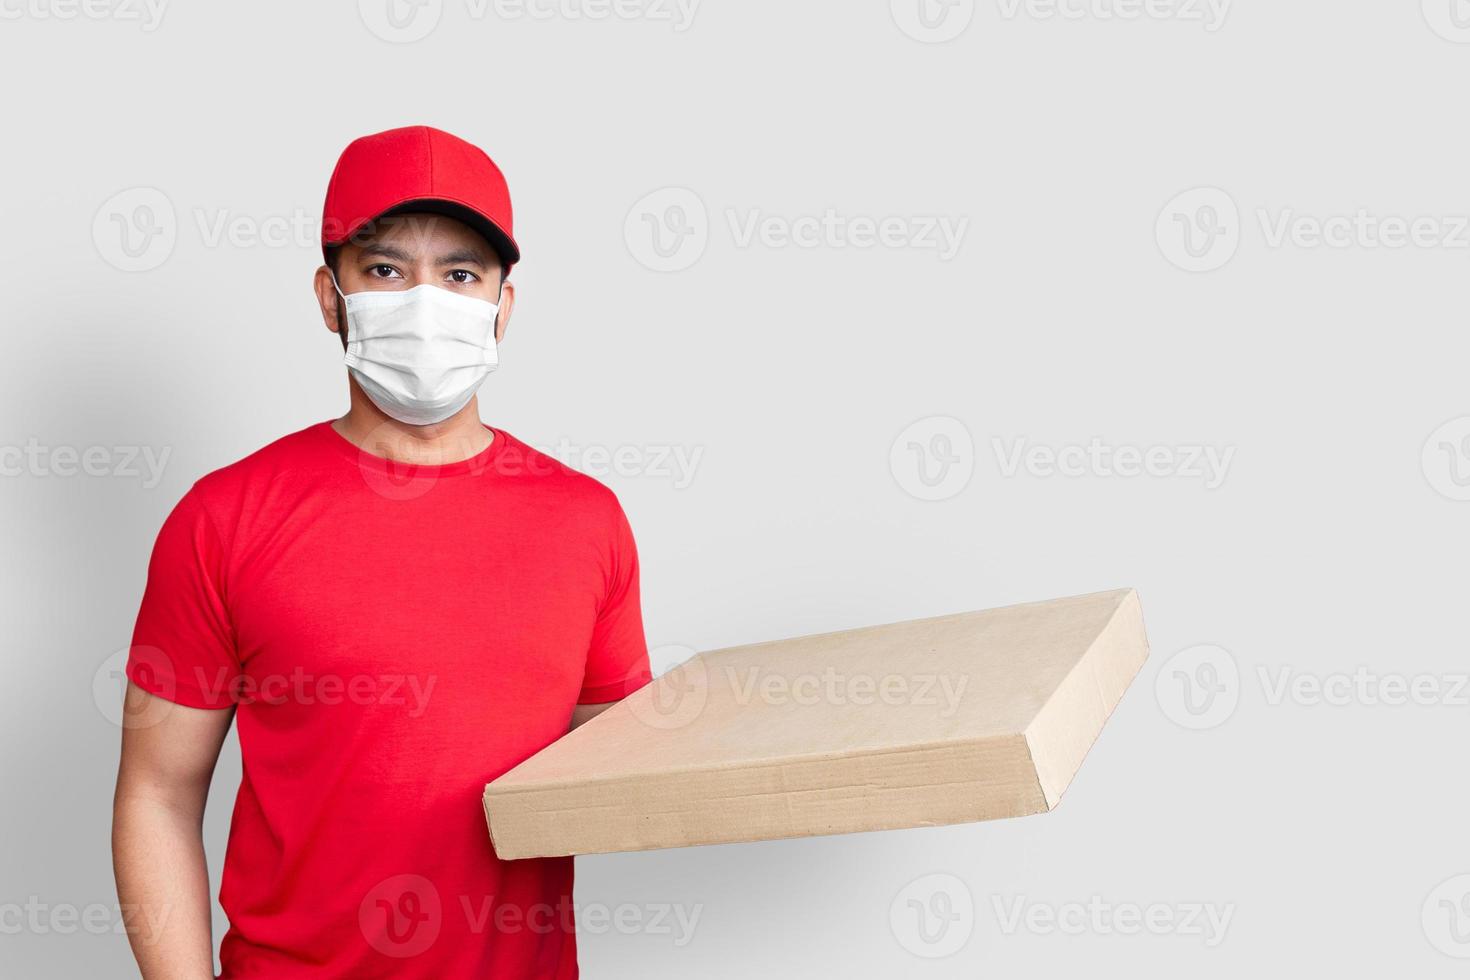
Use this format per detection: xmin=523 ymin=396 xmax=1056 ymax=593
xmin=329 ymin=271 xmax=352 ymax=352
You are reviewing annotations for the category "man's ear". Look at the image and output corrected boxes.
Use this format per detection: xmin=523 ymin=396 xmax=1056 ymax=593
xmin=494 ymin=280 xmax=515 ymax=344
xmin=313 ymin=265 xmax=343 ymax=338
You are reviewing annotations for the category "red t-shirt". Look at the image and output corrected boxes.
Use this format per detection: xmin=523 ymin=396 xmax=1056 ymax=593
xmin=126 ymin=421 xmax=651 ymax=978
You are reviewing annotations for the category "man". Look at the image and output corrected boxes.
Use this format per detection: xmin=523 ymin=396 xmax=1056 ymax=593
xmin=111 ymin=125 xmax=651 ymax=978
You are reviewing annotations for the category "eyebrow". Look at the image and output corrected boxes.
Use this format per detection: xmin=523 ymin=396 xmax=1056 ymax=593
xmin=358 ymin=243 xmax=490 ymax=270
xmin=358 ymin=243 xmax=414 ymax=265
xmin=435 ymin=248 xmax=490 ymax=271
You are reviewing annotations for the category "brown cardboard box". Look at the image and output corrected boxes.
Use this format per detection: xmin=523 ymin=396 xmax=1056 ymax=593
xmin=483 ymin=588 xmax=1148 ymax=859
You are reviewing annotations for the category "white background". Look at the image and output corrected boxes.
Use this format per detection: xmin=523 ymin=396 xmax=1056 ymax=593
xmin=3 ymin=0 xmax=1470 ymax=976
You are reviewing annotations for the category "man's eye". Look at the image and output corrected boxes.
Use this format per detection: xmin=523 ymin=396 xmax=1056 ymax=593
xmin=368 ymin=265 xmax=402 ymax=279
xmin=447 ymin=270 xmax=479 ymax=284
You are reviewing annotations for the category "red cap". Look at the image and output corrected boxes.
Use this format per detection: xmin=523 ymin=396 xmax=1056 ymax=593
xmin=321 ymin=126 xmax=519 ymax=271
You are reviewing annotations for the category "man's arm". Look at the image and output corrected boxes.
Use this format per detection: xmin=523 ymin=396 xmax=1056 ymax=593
xmin=569 ymin=701 xmax=618 ymax=730
xmin=112 ymin=682 xmax=234 ymax=980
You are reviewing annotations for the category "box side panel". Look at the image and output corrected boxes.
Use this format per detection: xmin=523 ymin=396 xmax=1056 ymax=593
xmin=1023 ymin=589 xmax=1149 ymax=810
xmin=484 ymin=735 xmax=1044 ymax=859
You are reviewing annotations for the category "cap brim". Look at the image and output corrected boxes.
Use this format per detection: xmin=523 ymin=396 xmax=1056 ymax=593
xmin=327 ymin=198 xmax=520 ymax=271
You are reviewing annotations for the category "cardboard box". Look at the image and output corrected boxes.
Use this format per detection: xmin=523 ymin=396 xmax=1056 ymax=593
xmin=483 ymin=588 xmax=1149 ymax=859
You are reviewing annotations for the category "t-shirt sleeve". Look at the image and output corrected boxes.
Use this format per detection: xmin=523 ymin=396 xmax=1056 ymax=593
xmin=578 ymin=499 xmax=652 ymax=704
xmin=126 ymin=486 xmax=241 ymax=710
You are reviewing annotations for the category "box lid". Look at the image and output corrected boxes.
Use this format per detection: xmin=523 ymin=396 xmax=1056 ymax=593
xmin=484 ymin=588 xmax=1149 ymax=858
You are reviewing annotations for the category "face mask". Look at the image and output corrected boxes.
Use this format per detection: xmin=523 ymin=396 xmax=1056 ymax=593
xmin=333 ymin=277 xmax=500 ymax=426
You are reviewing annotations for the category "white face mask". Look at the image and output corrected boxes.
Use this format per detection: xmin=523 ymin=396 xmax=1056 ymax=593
xmin=333 ymin=278 xmax=500 ymax=425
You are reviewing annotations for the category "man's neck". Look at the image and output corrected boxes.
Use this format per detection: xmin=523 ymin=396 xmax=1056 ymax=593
xmin=332 ymin=382 xmax=494 ymax=466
